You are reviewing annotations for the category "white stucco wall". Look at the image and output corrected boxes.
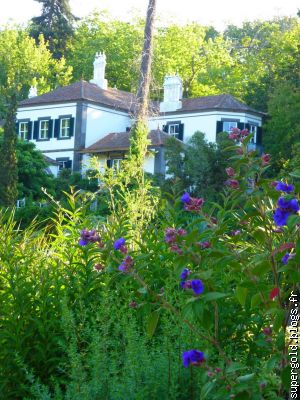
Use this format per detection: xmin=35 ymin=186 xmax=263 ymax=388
xmin=85 ymin=104 xmax=131 ymax=147
xmin=149 ymin=111 xmax=262 ymax=143
xmin=17 ymin=103 xmax=76 ymax=154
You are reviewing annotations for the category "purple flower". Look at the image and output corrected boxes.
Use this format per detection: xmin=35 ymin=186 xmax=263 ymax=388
xmin=79 ymin=229 xmax=101 ymax=246
xmin=164 ymin=228 xmax=186 ymax=244
xmin=282 ymin=253 xmax=295 ymax=265
xmin=181 ymin=192 xmax=191 ymax=204
xmin=191 ymin=279 xmax=204 ymax=295
xmin=182 ymin=350 xmax=205 ymax=368
xmin=180 ymin=268 xmax=191 ymax=280
xmin=118 ymin=255 xmax=134 ymax=273
xmin=275 ymin=182 xmax=294 ymax=193
xmin=114 ymin=238 xmax=126 ymax=250
xmin=181 ymin=279 xmax=204 ymax=295
xmin=274 ymin=197 xmax=300 ymax=226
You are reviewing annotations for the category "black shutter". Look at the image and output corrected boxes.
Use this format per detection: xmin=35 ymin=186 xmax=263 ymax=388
xmin=237 ymin=122 xmax=245 ymax=130
xmin=244 ymin=123 xmax=250 ymax=131
xmin=28 ymin=121 xmax=33 ymax=140
xmin=107 ymin=159 xmax=113 ymax=168
xmin=256 ymin=127 xmax=262 ymax=145
xmin=48 ymin=119 xmax=53 ymax=138
xmin=162 ymin=124 xmax=168 ymax=133
xmin=65 ymin=160 xmax=72 ymax=169
xmin=33 ymin=121 xmax=39 ymax=140
xmin=54 ymin=119 xmax=60 ymax=138
xmin=178 ymin=123 xmax=184 ymax=141
xmin=216 ymin=121 xmax=223 ymax=134
xmin=15 ymin=122 xmax=19 ymax=136
xmin=69 ymin=117 xmax=74 ymax=137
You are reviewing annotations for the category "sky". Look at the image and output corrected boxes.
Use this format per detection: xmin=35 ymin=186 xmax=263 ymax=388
xmin=0 ymin=0 xmax=299 ymax=30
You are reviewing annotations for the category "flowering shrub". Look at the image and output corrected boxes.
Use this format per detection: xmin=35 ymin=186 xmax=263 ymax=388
xmin=0 ymin=129 xmax=299 ymax=399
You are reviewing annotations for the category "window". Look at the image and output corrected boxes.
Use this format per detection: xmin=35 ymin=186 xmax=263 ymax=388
xmin=249 ymin=124 xmax=257 ymax=143
xmin=223 ymin=121 xmax=238 ymax=133
xmin=56 ymin=158 xmax=71 ymax=171
xmin=112 ymin=159 xmax=123 ymax=171
xmin=19 ymin=122 xmax=29 ymax=140
xmin=16 ymin=198 xmax=25 ymax=208
xmin=168 ymin=124 xmax=180 ymax=136
xmin=39 ymin=120 xmax=49 ymax=139
xmin=60 ymin=118 xmax=70 ymax=138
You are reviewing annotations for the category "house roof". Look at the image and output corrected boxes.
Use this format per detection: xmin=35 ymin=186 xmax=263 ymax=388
xmin=178 ymin=94 xmax=264 ymax=115
xmin=43 ymin=155 xmax=60 ymax=165
xmin=19 ymin=80 xmax=137 ymax=113
xmin=82 ymin=129 xmax=173 ymax=153
xmin=18 ymin=80 xmax=264 ymax=116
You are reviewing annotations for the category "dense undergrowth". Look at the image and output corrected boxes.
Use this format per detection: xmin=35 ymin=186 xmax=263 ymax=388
xmin=0 ymin=131 xmax=299 ymax=399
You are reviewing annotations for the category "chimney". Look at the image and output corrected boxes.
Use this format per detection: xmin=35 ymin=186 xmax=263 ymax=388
xmin=90 ymin=52 xmax=108 ymax=90
xmin=160 ymin=75 xmax=183 ymax=112
xmin=28 ymin=86 xmax=38 ymax=98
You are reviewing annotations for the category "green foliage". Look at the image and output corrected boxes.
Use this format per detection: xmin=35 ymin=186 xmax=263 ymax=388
xmin=30 ymin=0 xmax=78 ymax=59
xmin=263 ymin=82 xmax=300 ymax=173
xmin=15 ymin=140 xmax=55 ymax=199
xmin=0 ymin=26 xmax=72 ymax=116
xmin=164 ymin=132 xmax=233 ymax=200
xmin=67 ymin=12 xmax=143 ymax=91
xmin=0 ymin=96 xmax=18 ymax=206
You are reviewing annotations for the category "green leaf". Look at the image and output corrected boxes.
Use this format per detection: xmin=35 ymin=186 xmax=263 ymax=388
xmin=236 ymin=373 xmax=255 ymax=382
xmin=202 ymin=292 xmax=228 ymax=301
xmin=235 ymin=391 xmax=251 ymax=400
xmin=281 ymin=365 xmax=291 ymax=390
xmin=273 ymin=309 xmax=285 ymax=332
xmin=251 ymin=293 xmax=262 ymax=309
xmin=251 ymin=261 xmax=271 ymax=276
xmin=287 ymin=214 xmax=300 ymax=229
xmin=146 ymin=311 xmax=160 ymax=338
xmin=236 ymin=286 xmax=248 ymax=307
xmin=295 ymin=237 xmax=300 ymax=263
xmin=289 ymin=170 xmax=300 ymax=178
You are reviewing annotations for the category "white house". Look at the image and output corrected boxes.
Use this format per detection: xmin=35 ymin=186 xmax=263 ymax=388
xmin=16 ymin=52 xmax=264 ymax=176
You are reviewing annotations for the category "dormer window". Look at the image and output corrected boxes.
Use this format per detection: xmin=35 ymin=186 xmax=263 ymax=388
xmin=19 ymin=122 xmax=29 ymax=140
xmin=60 ymin=118 xmax=71 ymax=138
xmin=39 ymin=120 xmax=49 ymax=139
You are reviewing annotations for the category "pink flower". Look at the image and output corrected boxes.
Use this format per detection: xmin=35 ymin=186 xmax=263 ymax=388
xmin=229 ymin=132 xmax=239 ymax=139
xmin=94 ymin=263 xmax=105 ymax=272
xmin=184 ymin=197 xmax=204 ymax=212
xmin=240 ymin=129 xmax=249 ymax=136
xmin=263 ymin=327 xmax=272 ymax=336
xmin=269 ymin=287 xmax=280 ymax=300
xmin=261 ymin=153 xmax=270 ymax=166
xmin=225 ymin=179 xmax=239 ymax=189
xmin=170 ymin=244 xmax=183 ymax=255
xmin=236 ymin=147 xmax=243 ymax=155
xmin=225 ymin=167 xmax=235 ymax=177
xmin=197 ymin=241 xmax=211 ymax=249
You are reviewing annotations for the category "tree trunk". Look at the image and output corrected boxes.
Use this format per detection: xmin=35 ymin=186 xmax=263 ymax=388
xmin=135 ymin=0 xmax=157 ymax=120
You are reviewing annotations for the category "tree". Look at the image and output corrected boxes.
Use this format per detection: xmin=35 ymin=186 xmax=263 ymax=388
xmin=0 ymin=26 xmax=72 ymax=117
xmin=164 ymin=132 xmax=233 ymax=201
xmin=67 ymin=12 xmax=143 ymax=91
xmin=30 ymin=0 xmax=78 ymax=59
xmin=15 ymin=141 xmax=55 ymax=200
xmin=263 ymin=82 xmax=300 ymax=173
xmin=0 ymin=95 xmax=18 ymax=206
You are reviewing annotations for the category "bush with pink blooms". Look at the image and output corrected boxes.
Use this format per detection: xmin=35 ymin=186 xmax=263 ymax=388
xmin=0 ymin=130 xmax=299 ymax=399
